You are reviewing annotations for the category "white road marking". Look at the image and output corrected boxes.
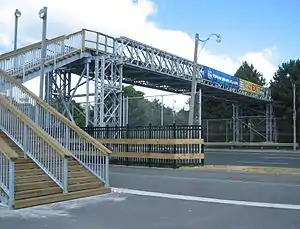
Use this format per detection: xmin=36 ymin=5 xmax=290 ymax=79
xmin=208 ymin=151 xmax=300 ymax=156
xmin=260 ymin=156 xmax=300 ymax=160
xmin=237 ymin=161 xmax=289 ymax=165
xmin=113 ymin=188 xmax=300 ymax=210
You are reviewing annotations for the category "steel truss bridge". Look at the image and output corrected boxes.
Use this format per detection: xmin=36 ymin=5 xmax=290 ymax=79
xmin=0 ymin=29 xmax=275 ymax=142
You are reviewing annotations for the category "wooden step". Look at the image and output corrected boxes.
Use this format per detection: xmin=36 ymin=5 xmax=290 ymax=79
xmin=15 ymin=174 xmax=52 ymax=183
xmin=68 ymin=165 xmax=86 ymax=172
xmin=15 ymin=186 xmax=62 ymax=200
xmin=15 ymin=169 xmax=45 ymax=177
xmin=15 ymin=163 xmax=39 ymax=170
xmin=15 ymin=180 xmax=57 ymax=192
xmin=69 ymin=170 xmax=92 ymax=178
xmin=68 ymin=176 xmax=99 ymax=185
xmin=15 ymin=158 xmax=33 ymax=164
xmin=69 ymin=182 xmax=102 ymax=192
xmin=14 ymin=187 xmax=111 ymax=209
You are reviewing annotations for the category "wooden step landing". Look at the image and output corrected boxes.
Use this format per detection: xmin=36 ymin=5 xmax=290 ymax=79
xmin=14 ymin=187 xmax=111 ymax=209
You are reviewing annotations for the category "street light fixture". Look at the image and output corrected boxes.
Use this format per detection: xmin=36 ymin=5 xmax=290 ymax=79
xmin=14 ymin=9 xmax=21 ymax=50
xmin=188 ymin=33 xmax=222 ymax=128
xmin=38 ymin=6 xmax=48 ymax=100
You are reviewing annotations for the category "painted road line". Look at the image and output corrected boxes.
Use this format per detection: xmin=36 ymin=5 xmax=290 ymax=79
xmin=208 ymin=152 xmax=300 ymax=156
xmin=260 ymin=156 xmax=300 ymax=160
xmin=237 ymin=161 xmax=289 ymax=165
xmin=113 ymin=188 xmax=300 ymax=210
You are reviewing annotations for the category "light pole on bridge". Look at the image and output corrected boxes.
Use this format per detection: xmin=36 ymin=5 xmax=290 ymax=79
xmin=38 ymin=6 xmax=48 ymax=100
xmin=188 ymin=33 xmax=221 ymax=127
xmin=13 ymin=9 xmax=21 ymax=50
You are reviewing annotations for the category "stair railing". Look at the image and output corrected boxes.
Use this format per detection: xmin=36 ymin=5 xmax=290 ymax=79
xmin=0 ymin=95 xmax=70 ymax=193
xmin=0 ymin=140 xmax=18 ymax=208
xmin=0 ymin=31 xmax=84 ymax=78
xmin=0 ymin=69 xmax=111 ymax=186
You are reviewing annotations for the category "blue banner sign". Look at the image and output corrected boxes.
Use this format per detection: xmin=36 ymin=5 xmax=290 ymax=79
xmin=201 ymin=66 xmax=240 ymax=89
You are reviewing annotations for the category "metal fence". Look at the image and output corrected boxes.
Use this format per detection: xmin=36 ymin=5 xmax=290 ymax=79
xmin=82 ymin=124 xmax=203 ymax=168
xmin=202 ymin=117 xmax=297 ymax=143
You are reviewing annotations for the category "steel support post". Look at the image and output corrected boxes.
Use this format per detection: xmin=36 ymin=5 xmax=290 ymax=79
xmin=85 ymin=60 xmax=90 ymax=127
xmin=265 ymin=103 xmax=273 ymax=142
xmin=122 ymin=94 xmax=126 ymax=126
xmin=236 ymin=105 xmax=240 ymax=142
xmin=198 ymin=87 xmax=202 ymax=139
xmin=232 ymin=104 xmax=236 ymax=142
xmin=94 ymin=55 xmax=123 ymax=127
xmin=232 ymin=104 xmax=240 ymax=142
xmin=94 ymin=57 xmax=100 ymax=126
xmin=161 ymin=95 xmax=164 ymax=126
xmin=266 ymin=103 xmax=269 ymax=142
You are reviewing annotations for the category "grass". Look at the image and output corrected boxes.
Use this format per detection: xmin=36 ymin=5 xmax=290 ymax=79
xmin=181 ymin=165 xmax=300 ymax=176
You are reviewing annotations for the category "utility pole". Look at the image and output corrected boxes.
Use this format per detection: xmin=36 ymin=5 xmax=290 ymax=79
xmin=188 ymin=33 xmax=221 ymax=125
xmin=188 ymin=33 xmax=199 ymax=125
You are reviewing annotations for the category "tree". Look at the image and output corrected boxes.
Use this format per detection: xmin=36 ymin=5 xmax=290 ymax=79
xmin=270 ymin=59 xmax=300 ymax=143
xmin=235 ymin=61 xmax=266 ymax=86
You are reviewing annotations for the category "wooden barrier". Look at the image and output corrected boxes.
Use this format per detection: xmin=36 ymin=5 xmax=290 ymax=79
xmin=97 ymin=138 xmax=205 ymax=168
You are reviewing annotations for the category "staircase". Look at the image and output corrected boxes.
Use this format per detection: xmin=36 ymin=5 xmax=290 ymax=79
xmin=0 ymin=36 xmax=113 ymax=208
xmin=0 ymin=132 xmax=109 ymax=209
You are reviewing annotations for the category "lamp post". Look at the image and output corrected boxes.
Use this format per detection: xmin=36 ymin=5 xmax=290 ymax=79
xmin=38 ymin=7 xmax=47 ymax=100
xmin=188 ymin=33 xmax=221 ymax=126
xmin=14 ymin=9 xmax=21 ymax=50
xmin=287 ymin=73 xmax=297 ymax=151
xmin=293 ymin=82 xmax=296 ymax=151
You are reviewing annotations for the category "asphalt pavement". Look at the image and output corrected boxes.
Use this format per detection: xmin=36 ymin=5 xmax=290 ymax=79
xmin=110 ymin=166 xmax=300 ymax=205
xmin=1 ymin=166 xmax=300 ymax=229
xmin=205 ymin=149 xmax=300 ymax=168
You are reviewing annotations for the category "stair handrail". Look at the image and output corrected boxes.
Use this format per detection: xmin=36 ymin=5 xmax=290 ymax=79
xmin=0 ymin=95 xmax=70 ymax=192
xmin=0 ymin=30 xmax=85 ymax=79
xmin=0 ymin=149 xmax=15 ymax=208
xmin=0 ymin=34 xmax=66 ymax=61
xmin=0 ymin=137 xmax=19 ymax=160
xmin=0 ymin=136 xmax=18 ymax=207
xmin=0 ymin=69 xmax=111 ymax=155
xmin=0 ymin=95 xmax=71 ymax=157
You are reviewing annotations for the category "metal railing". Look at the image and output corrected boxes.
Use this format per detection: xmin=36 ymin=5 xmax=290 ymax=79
xmin=0 ymin=70 xmax=111 ymax=185
xmin=0 ymin=96 xmax=69 ymax=192
xmin=0 ymin=152 xmax=14 ymax=207
xmin=0 ymin=31 xmax=83 ymax=77
xmin=0 ymin=29 xmax=115 ymax=80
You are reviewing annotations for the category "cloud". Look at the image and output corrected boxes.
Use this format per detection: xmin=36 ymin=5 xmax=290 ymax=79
xmin=0 ymin=0 xmax=278 ymax=109
xmin=239 ymin=47 xmax=278 ymax=84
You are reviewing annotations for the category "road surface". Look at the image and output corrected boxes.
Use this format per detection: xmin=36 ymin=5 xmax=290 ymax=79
xmin=1 ymin=166 xmax=300 ymax=229
xmin=205 ymin=150 xmax=300 ymax=168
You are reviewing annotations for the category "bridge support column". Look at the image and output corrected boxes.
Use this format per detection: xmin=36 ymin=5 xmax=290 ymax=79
xmin=94 ymin=55 xmax=123 ymax=127
xmin=48 ymin=69 xmax=74 ymax=122
xmin=85 ymin=59 xmax=91 ymax=127
xmin=198 ymin=87 xmax=202 ymax=139
xmin=232 ymin=104 xmax=240 ymax=142
xmin=265 ymin=102 xmax=273 ymax=142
